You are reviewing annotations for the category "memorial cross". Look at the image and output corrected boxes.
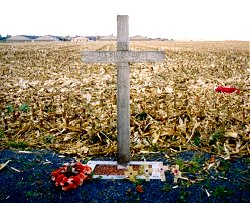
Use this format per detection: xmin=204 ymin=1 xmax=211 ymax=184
xmin=82 ymin=15 xmax=165 ymax=166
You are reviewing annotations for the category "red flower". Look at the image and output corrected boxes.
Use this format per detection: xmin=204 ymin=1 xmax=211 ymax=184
xmin=72 ymin=175 xmax=83 ymax=186
xmin=173 ymin=169 xmax=179 ymax=175
xmin=215 ymin=86 xmax=240 ymax=94
xmin=59 ymin=176 xmax=69 ymax=186
xmin=51 ymin=162 xmax=92 ymax=191
xmin=171 ymin=165 xmax=182 ymax=183
xmin=62 ymin=178 xmax=78 ymax=191
xmin=75 ymin=162 xmax=92 ymax=175
xmin=55 ymin=174 xmax=66 ymax=186
xmin=136 ymin=185 xmax=144 ymax=193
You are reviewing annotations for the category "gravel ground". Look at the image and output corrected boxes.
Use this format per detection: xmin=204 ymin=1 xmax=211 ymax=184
xmin=0 ymin=149 xmax=249 ymax=203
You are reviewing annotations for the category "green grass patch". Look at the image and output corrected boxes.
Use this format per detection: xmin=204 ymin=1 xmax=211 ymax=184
xmin=202 ymin=177 xmax=212 ymax=189
xmin=0 ymin=128 xmax=4 ymax=139
xmin=7 ymin=140 xmax=28 ymax=149
xmin=6 ymin=104 xmax=14 ymax=114
xmin=212 ymin=185 xmax=234 ymax=197
xmin=193 ymin=136 xmax=201 ymax=146
xmin=177 ymin=190 xmax=191 ymax=203
xmin=244 ymin=158 xmax=250 ymax=165
xmin=176 ymin=154 xmax=204 ymax=174
xmin=25 ymin=191 xmax=40 ymax=198
xmin=209 ymin=128 xmax=225 ymax=145
xmin=19 ymin=103 xmax=30 ymax=113
xmin=149 ymin=143 xmax=159 ymax=152
xmin=176 ymin=159 xmax=185 ymax=171
xmin=162 ymin=183 xmax=172 ymax=192
xmin=43 ymin=134 xmax=55 ymax=144
xmin=218 ymin=159 xmax=230 ymax=172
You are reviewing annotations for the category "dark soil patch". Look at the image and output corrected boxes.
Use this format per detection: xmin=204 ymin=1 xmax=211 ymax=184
xmin=0 ymin=149 xmax=249 ymax=203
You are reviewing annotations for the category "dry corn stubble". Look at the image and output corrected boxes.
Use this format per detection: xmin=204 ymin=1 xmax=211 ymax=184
xmin=0 ymin=41 xmax=249 ymax=157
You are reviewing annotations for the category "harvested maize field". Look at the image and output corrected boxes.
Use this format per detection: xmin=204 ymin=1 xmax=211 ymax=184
xmin=0 ymin=41 xmax=249 ymax=158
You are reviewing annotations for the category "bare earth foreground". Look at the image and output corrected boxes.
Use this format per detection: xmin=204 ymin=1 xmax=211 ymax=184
xmin=0 ymin=41 xmax=249 ymax=202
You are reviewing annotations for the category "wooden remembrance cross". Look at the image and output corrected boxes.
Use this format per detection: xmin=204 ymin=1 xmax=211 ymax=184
xmin=82 ymin=15 xmax=165 ymax=166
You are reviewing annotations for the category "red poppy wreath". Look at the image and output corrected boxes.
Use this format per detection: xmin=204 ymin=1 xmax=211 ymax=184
xmin=51 ymin=162 xmax=92 ymax=191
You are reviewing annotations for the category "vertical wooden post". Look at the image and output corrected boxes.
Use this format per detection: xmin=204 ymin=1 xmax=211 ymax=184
xmin=81 ymin=15 xmax=165 ymax=167
xmin=117 ymin=15 xmax=130 ymax=165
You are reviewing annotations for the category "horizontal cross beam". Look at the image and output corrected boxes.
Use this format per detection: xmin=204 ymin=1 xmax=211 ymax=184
xmin=81 ymin=51 xmax=165 ymax=63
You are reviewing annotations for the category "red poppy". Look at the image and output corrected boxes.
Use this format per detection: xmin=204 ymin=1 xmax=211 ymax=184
xmin=62 ymin=178 xmax=78 ymax=191
xmin=72 ymin=175 xmax=83 ymax=186
xmin=59 ymin=176 xmax=68 ymax=186
xmin=55 ymin=174 xmax=66 ymax=186
xmin=136 ymin=185 xmax=144 ymax=193
xmin=215 ymin=86 xmax=240 ymax=94
xmin=51 ymin=162 xmax=92 ymax=191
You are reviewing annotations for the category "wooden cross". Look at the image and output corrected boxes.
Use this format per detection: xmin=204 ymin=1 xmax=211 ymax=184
xmin=82 ymin=15 xmax=165 ymax=166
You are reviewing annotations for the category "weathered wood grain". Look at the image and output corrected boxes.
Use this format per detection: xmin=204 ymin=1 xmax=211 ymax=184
xmin=81 ymin=51 xmax=165 ymax=63
xmin=117 ymin=15 xmax=130 ymax=165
